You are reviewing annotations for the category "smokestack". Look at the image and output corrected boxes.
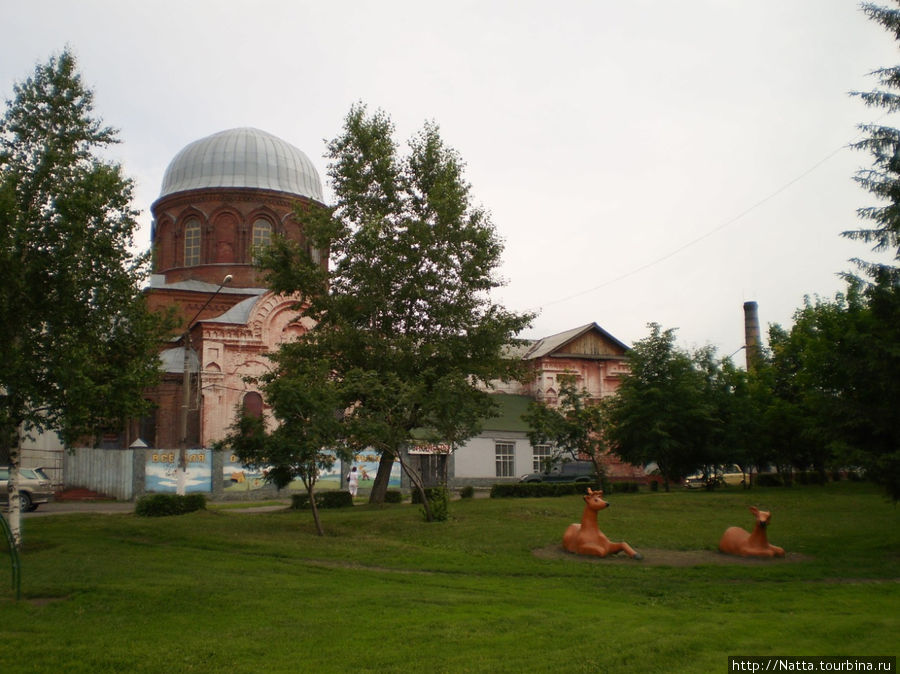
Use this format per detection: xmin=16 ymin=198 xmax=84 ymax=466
xmin=743 ymin=301 xmax=761 ymax=371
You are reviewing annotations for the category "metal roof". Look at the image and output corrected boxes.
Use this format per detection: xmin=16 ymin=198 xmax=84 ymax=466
xmin=158 ymin=127 xmax=324 ymax=202
xmin=522 ymin=322 xmax=630 ymax=360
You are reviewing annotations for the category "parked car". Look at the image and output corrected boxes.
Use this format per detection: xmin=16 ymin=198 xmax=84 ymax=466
xmin=519 ymin=461 xmax=599 ymax=483
xmin=683 ymin=464 xmax=745 ymax=489
xmin=0 ymin=466 xmax=54 ymax=511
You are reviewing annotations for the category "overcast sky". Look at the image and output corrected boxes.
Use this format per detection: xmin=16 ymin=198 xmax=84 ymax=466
xmin=3 ymin=0 xmax=896 ymax=358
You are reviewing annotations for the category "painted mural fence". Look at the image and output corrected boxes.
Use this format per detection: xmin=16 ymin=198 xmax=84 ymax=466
xmin=64 ymin=447 xmax=402 ymax=499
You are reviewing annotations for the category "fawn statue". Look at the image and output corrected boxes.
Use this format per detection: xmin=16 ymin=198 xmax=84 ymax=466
xmin=563 ymin=488 xmax=642 ymax=559
xmin=718 ymin=506 xmax=785 ymax=558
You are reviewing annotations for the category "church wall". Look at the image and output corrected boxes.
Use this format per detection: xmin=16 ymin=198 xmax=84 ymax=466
xmin=150 ymin=187 xmax=319 ymax=288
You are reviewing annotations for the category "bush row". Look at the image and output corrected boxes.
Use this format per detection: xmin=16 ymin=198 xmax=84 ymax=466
xmin=384 ymin=489 xmax=404 ymax=503
xmin=291 ymin=490 xmax=354 ymax=510
xmin=490 ymin=482 xmax=602 ymax=498
xmin=135 ymin=493 xmax=207 ymax=517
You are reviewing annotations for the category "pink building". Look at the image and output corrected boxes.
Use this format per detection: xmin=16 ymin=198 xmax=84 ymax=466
xmin=138 ymin=128 xmax=324 ymax=450
xmin=451 ymin=323 xmax=648 ymax=484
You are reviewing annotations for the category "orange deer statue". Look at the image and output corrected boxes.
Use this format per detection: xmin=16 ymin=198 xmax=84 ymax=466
xmin=563 ymin=488 xmax=643 ymax=559
xmin=718 ymin=506 xmax=785 ymax=558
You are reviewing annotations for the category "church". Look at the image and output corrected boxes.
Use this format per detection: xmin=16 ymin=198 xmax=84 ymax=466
xmin=139 ymin=127 xmax=325 ymax=451
xmin=36 ymin=127 xmax=645 ymax=493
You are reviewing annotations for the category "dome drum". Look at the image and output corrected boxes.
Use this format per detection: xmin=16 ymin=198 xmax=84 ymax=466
xmin=150 ymin=128 xmax=325 ymax=286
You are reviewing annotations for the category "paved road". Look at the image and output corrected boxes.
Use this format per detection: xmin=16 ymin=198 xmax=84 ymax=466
xmin=15 ymin=500 xmax=292 ymax=517
xmin=20 ymin=501 xmax=135 ymax=517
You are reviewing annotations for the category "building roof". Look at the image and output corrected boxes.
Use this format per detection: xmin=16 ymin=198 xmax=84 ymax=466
xmin=522 ymin=322 xmax=630 ymax=360
xmin=158 ymin=127 xmax=324 ymax=203
xmin=203 ymin=295 xmax=262 ymax=325
xmin=147 ymin=274 xmax=268 ymax=296
xmin=158 ymin=346 xmax=199 ymax=374
xmin=480 ymin=394 xmax=534 ymax=433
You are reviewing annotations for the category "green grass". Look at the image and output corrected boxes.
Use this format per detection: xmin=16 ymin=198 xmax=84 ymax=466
xmin=1 ymin=482 xmax=897 ymax=673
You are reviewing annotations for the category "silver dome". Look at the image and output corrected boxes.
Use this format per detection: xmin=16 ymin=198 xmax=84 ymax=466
xmin=159 ymin=127 xmax=324 ymax=202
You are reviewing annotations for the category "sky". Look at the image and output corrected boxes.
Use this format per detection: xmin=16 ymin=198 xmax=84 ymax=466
xmin=2 ymin=0 xmax=897 ymax=359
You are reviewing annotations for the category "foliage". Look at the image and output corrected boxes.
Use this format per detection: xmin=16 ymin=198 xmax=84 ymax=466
xmin=384 ymin=489 xmax=405 ymax=503
xmin=610 ymin=481 xmax=640 ymax=493
xmin=458 ymin=485 xmax=475 ymax=499
xmin=845 ymin=1 xmax=900 ymax=280
xmin=216 ymin=358 xmax=346 ymax=535
xmin=489 ymin=481 xmax=604 ymax=498
xmin=522 ymin=374 xmax=612 ymax=479
xmin=605 ymin=323 xmax=716 ymax=489
xmin=291 ymin=490 xmax=354 ymax=510
xmin=0 ymin=49 xmax=168 ymax=448
xmin=412 ymin=486 xmax=449 ymax=521
xmin=766 ymin=279 xmax=900 ymax=500
xmin=134 ymin=493 xmax=206 ymax=517
xmin=0 ymin=50 xmax=170 ymax=546
xmin=257 ymin=103 xmax=533 ymax=516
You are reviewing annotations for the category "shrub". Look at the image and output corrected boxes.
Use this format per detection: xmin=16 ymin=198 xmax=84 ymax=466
xmin=291 ymin=490 xmax=354 ymax=510
xmin=611 ymin=481 xmax=639 ymax=494
xmin=795 ymin=471 xmax=826 ymax=485
xmin=384 ymin=489 xmax=404 ymax=503
xmin=427 ymin=487 xmax=450 ymax=521
xmin=489 ymin=482 xmax=602 ymax=498
xmin=135 ymin=493 xmax=207 ymax=517
xmin=182 ymin=493 xmax=207 ymax=512
xmin=459 ymin=485 xmax=475 ymax=499
xmin=409 ymin=486 xmax=450 ymax=521
xmin=756 ymin=473 xmax=784 ymax=487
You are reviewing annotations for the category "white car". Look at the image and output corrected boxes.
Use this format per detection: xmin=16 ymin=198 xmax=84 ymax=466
xmin=0 ymin=466 xmax=54 ymax=511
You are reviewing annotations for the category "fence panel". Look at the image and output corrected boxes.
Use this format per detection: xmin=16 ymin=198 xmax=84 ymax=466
xmin=64 ymin=448 xmax=135 ymax=501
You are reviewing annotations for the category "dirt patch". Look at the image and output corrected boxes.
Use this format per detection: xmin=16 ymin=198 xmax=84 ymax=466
xmin=533 ymin=545 xmax=811 ymax=566
xmin=26 ymin=596 xmax=69 ymax=606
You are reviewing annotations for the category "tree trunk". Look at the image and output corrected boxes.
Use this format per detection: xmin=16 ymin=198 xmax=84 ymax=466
xmin=307 ymin=482 xmax=324 ymax=536
xmin=398 ymin=452 xmax=433 ymax=522
xmin=368 ymin=452 xmax=394 ymax=504
xmin=8 ymin=424 xmax=24 ymax=550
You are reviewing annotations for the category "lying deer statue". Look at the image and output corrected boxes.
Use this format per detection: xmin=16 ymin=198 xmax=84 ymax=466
xmin=563 ymin=488 xmax=642 ymax=559
xmin=718 ymin=506 xmax=785 ymax=558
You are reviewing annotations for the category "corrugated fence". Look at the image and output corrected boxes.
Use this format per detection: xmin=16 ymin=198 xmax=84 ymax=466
xmin=64 ymin=448 xmax=136 ymax=501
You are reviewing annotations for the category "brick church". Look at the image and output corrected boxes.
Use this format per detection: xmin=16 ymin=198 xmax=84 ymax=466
xmin=107 ymin=126 xmax=646 ymax=486
xmin=135 ymin=127 xmax=326 ymax=450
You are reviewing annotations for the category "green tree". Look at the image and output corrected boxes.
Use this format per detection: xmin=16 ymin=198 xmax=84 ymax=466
xmin=522 ymin=374 xmax=611 ymax=480
xmin=768 ymin=282 xmax=900 ymax=499
xmin=259 ymin=103 xmax=532 ymax=515
xmin=846 ymin=1 xmax=900 ymax=280
xmin=216 ymin=359 xmax=346 ymax=535
xmin=605 ymin=323 xmax=714 ymax=490
xmin=0 ymin=50 xmax=169 ymax=546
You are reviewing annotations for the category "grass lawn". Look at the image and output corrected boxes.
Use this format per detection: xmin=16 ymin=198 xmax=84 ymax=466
xmin=1 ymin=482 xmax=897 ymax=673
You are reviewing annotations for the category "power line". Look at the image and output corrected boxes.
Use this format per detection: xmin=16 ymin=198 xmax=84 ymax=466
xmin=531 ymin=120 xmax=882 ymax=313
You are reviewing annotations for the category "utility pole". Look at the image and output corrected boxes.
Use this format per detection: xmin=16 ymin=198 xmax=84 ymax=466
xmin=176 ymin=275 xmax=232 ymax=495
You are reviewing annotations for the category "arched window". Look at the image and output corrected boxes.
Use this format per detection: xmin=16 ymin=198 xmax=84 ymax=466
xmin=184 ymin=218 xmax=201 ymax=266
xmin=251 ymin=219 xmax=272 ymax=262
xmin=242 ymin=392 xmax=264 ymax=419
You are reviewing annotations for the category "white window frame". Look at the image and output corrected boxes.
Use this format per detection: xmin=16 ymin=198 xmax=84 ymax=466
xmin=532 ymin=444 xmax=553 ymax=473
xmin=495 ymin=441 xmax=516 ymax=478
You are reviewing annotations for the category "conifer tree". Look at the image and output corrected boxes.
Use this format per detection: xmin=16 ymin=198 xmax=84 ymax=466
xmin=846 ymin=1 xmax=900 ymax=279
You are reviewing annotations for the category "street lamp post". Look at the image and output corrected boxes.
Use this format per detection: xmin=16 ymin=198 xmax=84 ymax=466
xmin=176 ymin=275 xmax=232 ymax=495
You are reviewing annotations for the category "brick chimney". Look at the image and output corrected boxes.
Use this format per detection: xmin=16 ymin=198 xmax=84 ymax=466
xmin=743 ymin=301 xmax=761 ymax=371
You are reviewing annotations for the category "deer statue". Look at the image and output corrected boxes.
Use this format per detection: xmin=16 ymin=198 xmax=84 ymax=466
xmin=563 ymin=488 xmax=643 ymax=560
xmin=718 ymin=506 xmax=785 ymax=558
